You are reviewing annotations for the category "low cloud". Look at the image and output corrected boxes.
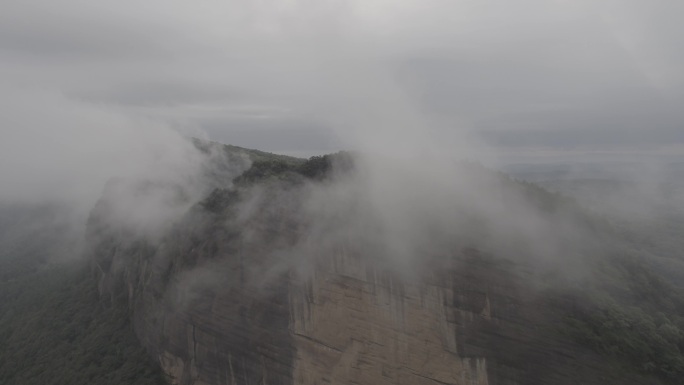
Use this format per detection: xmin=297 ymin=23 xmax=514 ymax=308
xmin=1 ymin=0 xmax=683 ymax=275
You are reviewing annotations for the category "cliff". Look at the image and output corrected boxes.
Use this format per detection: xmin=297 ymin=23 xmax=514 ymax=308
xmin=86 ymin=150 xmax=672 ymax=385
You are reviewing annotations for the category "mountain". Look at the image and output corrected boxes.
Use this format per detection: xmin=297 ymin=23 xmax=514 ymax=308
xmin=1 ymin=142 xmax=683 ymax=384
xmin=82 ymin=142 xmax=684 ymax=385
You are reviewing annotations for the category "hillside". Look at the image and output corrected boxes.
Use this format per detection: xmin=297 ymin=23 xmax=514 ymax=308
xmin=1 ymin=142 xmax=682 ymax=384
xmin=85 ymin=143 xmax=683 ymax=384
xmin=0 ymin=205 xmax=167 ymax=385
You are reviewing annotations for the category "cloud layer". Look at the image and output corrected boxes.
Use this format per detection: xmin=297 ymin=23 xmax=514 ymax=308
xmin=2 ymin=0 xmax=684 ymax=211
xmin=2 ymin=0 xmax=683 ymax=154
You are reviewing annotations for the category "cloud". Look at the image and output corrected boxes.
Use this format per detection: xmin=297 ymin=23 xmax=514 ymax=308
xmin=8 ymin=1 xmax=672 ymax=315
xmin=1 ymin=0 xmax=682 ymax=161
xmin=1 ymin=2 xmax=683 ymax=270
xmin=0 ymin=85 xmax=228 ymax=228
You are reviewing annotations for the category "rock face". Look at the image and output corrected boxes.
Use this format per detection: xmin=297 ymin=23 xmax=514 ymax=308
xmin=87 ymin=177 xmax=663 ymax=385
xmin=287 ymin=250 xmax=490 ymax=385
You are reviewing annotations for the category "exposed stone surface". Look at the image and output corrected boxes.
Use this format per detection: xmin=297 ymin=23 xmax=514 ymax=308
xmin=288 ymin=250 xmax=489 ymax=385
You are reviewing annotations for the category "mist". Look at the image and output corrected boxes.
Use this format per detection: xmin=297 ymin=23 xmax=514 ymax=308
xmin=5 ymin=4 xmax=684 ymax=385
xmin=1 ymin=0 xmax=683 ymax=280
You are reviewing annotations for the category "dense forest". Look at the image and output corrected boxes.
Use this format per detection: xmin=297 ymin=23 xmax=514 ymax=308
xmin=0 ymin=208 xmax=166 ymax=385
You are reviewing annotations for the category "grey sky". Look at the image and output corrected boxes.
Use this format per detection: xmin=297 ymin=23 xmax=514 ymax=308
xmin=2 ymin=0 xmax=683 ymax=168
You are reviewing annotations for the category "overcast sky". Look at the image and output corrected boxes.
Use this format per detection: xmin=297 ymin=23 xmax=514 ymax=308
xmin=2 ymin=0 xmax=683 ymax=164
